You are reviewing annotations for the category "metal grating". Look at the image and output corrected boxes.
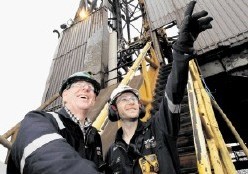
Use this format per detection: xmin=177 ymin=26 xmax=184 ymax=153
xmin=144 ymin=0 xmax=248 ymax=54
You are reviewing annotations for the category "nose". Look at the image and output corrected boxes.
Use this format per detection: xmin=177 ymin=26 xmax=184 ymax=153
xmin=80 ymin=85 xmax=91 ymax=92
xmin=127 ymin=98 xmax=136 ymax=104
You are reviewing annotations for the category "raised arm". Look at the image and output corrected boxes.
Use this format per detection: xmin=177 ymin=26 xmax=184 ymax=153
xmin=166 ymin=0 xmax=213 ymax=105
xmin=156 ymin=1 xmax=213 ymax=137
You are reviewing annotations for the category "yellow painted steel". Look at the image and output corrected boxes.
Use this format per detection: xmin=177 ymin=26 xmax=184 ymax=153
xmin=0 ymin=92 xmax=60 ymax=162
xmin=120 ymin=42 xmax=152 ymax=85
xmin=189 ymin=60 xmax=236 ymax=173
xmin=139 ymin=59 xmax=153 ymax=121
xmin=206 ymin=139 xmax=225 ymax=174
xmin=140 ymin=59 xmax=153 ymax=103
xmin=93 ymin=44 xmax=237 ymax=173
xmin=0 ymin=135 xmax=12 ymax=149
xmin=211 ymin=99 xmax=248 ymax=158
xmin=93 ymin=42 xmax=152 ymax=130
xmin=189 ymin=65 xmax=214 ymax=139
xmin=201 ymin=89 xmax=236 ymax=173
xmin=139 ymin=47 xmax=160 ymax=121
xmin=188 ymin=73 xmax=212 ymax=174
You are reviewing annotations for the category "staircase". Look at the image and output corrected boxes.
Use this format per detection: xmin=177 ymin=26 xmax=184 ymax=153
xmin=150 ymin=63 xmax=198 ymax=173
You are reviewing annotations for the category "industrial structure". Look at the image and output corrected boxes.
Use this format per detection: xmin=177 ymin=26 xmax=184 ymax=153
xmin=1 ymin=0 xmax=248 ymax=173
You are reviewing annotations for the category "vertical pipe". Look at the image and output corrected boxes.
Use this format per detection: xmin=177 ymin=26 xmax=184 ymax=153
xmin=108 ymin=31 xmax=118 ymax=86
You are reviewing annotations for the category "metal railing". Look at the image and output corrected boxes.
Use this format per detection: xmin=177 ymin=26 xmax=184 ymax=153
xmin=93 ymin=41 xmax=160 ymax=130
xmin=0 ymin=93 xmax=60 ymax=163
xmin=1 ymin=42 xmax=247 ymax=174
xmin=188 ymin=60 xmax=237 ymax=174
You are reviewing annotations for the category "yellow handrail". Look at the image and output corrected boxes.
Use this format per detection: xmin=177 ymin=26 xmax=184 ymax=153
xmin=93 ymin=42 xmax=152 ymax=130
xmin=188 ymin=71 xmax=212 ymax=174
xmin=211 ymin=99 xmax=248 ymax=158
xmin=139 ymin=47 xmax=160 ymax=121
xmin=188 ymin=60 xmax=236 ymax=173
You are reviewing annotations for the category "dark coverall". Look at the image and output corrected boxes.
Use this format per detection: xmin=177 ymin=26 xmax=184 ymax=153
xmin=7 ymin=107 xmax=104 ymax=174
xmin=105 ymin=51 xmax=191 ymax=174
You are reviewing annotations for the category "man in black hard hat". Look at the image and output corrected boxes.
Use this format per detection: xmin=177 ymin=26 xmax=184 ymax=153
xmin=105 ymin=1 xmax=213 ymax=174
xmin=7 ymin=71 xmax=105 ymax=174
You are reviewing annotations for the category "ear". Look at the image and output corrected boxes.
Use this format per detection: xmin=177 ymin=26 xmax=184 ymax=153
xmin=111 ymin=105 xmax=117 ymax=111
xmin=62 ymin=89 xmax=69 ymax=98
xmin=108 ymin=104 xmax=120 ymax=122
xmin=139 ymin=104 xmax=146 ymax=119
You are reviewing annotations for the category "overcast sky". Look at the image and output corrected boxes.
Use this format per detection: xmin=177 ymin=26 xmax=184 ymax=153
xmin=0 ymin=0 xmax=79 ymax=162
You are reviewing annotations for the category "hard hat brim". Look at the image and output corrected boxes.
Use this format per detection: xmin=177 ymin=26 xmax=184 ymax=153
xmin=59 ymin=76 xmax=100 ymax=96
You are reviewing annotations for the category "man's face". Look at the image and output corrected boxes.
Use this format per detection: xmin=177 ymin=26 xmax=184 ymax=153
xmin=116 ymin=92 xmax=140 ymax=120
xmin=62 ymin=80 xmax=96 ymax=112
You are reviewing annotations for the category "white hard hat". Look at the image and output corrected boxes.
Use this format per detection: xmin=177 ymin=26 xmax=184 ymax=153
xmin=109 ymin=84 xmax=139 ymax=105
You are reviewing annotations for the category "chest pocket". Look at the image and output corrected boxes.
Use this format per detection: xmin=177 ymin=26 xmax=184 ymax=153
xmin=129 ymin=127 xmax=157 ymax=159
xmin=140 ymin=126 xmax=157 ymax=154
xmin=136 ymin=127 xmax=159 ymax=173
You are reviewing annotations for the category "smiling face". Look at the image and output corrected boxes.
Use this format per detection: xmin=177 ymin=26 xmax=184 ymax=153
xmin=62 ymin=80 xmax=96 ymax=115
xmin=116 ymin=92 xmax=140 ymax=121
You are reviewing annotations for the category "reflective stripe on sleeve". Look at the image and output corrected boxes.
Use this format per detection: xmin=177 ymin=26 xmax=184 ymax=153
xmin=165 ymin=91 xmax=181 ymax=113
xmin=48 ymin=112 xmax=65 ymax=130
xmin=20 ymin=133 xmax=64 ymax=174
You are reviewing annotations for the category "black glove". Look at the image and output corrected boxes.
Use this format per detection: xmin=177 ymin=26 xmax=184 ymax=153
xmin=173 ymin=1 xmax=213 ymax=54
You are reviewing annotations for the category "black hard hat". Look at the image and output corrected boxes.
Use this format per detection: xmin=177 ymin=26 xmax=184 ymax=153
xmin=59 ymin=71 xmax=101 ymax=96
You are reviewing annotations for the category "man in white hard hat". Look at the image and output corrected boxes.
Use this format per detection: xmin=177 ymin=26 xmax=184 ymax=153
xmin=7 ymin=71 xmax=105 ymax=174
xmin=105 ymin=1 xmax=213 ymax=174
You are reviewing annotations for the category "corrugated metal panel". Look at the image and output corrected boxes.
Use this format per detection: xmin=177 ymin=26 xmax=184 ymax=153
xmin=41 ymin=8 xmax=109 ymax=110
xmin=144 ymin=0 xmax=248 ymax=54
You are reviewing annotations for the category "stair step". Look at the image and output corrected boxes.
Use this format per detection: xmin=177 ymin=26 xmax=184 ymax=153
xmin=177 ymin=136 xmax=194 ymax=148
xmin=151 ymin=63 xmax=197 ymax=173
xmin=178 ymin=146 xmax=195 ymax=154
xmin=179 ymin=152 xmax=197 ymax=171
